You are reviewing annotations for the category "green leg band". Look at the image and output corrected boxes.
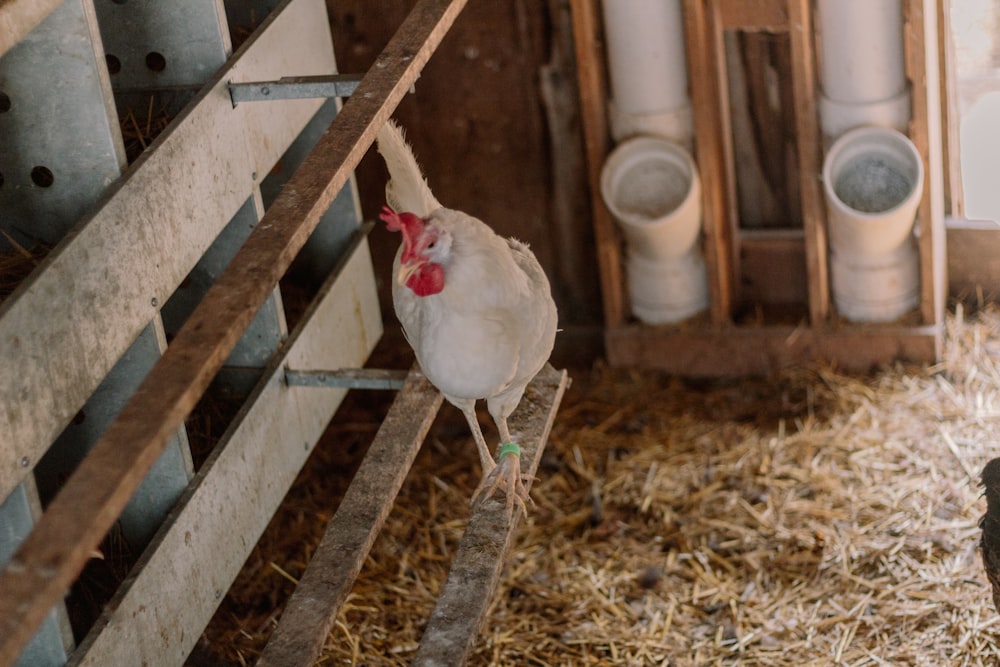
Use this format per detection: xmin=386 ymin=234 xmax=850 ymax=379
xmin=497 ymin=442 xmax=521 ymax=459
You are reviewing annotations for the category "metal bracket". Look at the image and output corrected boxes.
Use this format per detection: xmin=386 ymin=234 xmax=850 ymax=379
xmin=284 ymin=368 xmax=419 ymax=390
xmin=228 ymin=74 xmax=363 ymax=107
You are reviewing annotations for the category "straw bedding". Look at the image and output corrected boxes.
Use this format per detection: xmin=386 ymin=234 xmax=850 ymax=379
xmin=5 ymin=237 xmax=995 ymax=665
xmin=197 ymin=305 xmax=1000 ymax=666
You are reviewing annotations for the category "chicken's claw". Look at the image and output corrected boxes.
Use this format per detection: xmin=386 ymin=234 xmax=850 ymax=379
xmin=471 ymin=442 xmax=533 ymax=518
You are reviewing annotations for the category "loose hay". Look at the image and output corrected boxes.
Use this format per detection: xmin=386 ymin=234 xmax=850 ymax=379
xmin=203 ymin=307 xmax=1000 ymax=665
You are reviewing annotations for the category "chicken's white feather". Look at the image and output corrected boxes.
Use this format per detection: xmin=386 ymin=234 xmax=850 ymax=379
xmin=376 ymin=120 xmax=441 ymax=217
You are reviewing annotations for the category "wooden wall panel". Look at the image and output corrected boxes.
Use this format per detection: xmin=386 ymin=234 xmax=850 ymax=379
xmin=326 ymin=0 xmax=601 ymax=327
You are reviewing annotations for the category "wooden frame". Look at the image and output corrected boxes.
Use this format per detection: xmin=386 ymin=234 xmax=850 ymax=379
xmin=0 ymin=0 xmax=470 ymax=661
xmin=570 ymin=0 xmax=947 ymax=375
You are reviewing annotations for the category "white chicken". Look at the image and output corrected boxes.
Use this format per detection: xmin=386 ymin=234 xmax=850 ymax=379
xmin=376 ymin=119 xmax=558 ymax=515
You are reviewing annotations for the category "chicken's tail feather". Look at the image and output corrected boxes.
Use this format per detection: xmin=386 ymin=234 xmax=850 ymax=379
xmin=376 ymin=120 xmax=441 ymax=217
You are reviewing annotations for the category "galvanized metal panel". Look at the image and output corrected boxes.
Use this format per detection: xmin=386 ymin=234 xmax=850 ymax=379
xmin=261 ymin=97 xmax=363 ymax=281
xmin=0 ymin=0 xmax=336 ymax=504
xmin=35 ymin=320 xmax=194 ymax=551
xmin=93 ymin=0 xmax=231 ymax=90
xmin=161 ymin=194 xmax=289 ymax=398
xmin=0 ymin=482 xmax=68 ymax=666
xmin=69 ymin=235 xmax=382 ymax=667
xmin=0 ymin=0 xmax=126 ymax=246
xmin=0 ymin=0 xmax=63 ymax=59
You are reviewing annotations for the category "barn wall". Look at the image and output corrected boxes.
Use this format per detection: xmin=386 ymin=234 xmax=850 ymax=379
xmin=327 ymin=0 xmax=603 ymax=332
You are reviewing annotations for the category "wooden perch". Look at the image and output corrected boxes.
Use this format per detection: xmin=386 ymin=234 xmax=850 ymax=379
xmin=257 ymin=364 xmax=568 ymax=667
xmin=413 ymin=364 xmax=569 ymax=666
xmin=257 ymin=370 xmax=443 ymax=666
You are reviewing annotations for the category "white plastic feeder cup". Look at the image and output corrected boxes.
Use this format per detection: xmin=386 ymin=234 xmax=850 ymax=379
xmin=600 ymin=136 xmax=708 ymax=324
xmin=822 ymin=126 xmax=924 ymax=322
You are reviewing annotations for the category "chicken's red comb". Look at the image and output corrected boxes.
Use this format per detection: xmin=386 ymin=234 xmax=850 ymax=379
xmin=380 ymin=205 xmax=424 ymax=232
xmin=380 ymin=205 xmax=403 ymax=231
xmin=380 ymin=205 xmax=425 ymax=261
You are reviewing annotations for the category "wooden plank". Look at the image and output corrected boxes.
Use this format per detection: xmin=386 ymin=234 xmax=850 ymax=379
xmin=946 ymin=218 xmax=1000 ymax=303
xmin=606 ymin=324 xmax=940 ymax=375
xmin=0 ymin=0 xmax=335 ymax=503
xmin=718 ymin=0 xmax=788 ymax=31
xmin=786 ymin=0 xmax=829 ymax=324
xmin=0 ymin=0 xmax=62 ymax=58
xmin=904 ymin=0 xmax=947 ymax=331
xmin=412 ymin=364 xmax=569 ymax=666
xmin=683 ymin=0 xmax=736 ymax=323
xmin=257 ymin=370 xmax=442 ymax=666
xmin=936 ymin=0 xmax=963 ymax=217
xmin=568 ymin=0 xmax=625 ymax=328
xmin=0 ymin=0 xmax=468 ymax=661
xmin=739 ymin=230 xmax=807 ymax=305
xmin=69 ymin=234 xmax=382 ymax=666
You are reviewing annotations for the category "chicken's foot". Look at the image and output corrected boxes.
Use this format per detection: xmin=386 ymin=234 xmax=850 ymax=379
xmin=472 ymin=442 xmax=532 ymax=518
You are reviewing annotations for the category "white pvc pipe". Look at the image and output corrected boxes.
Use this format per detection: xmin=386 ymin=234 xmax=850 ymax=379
xmin=816 ymin=0 xmax=910 ymax=138
xmin=822 ymin=126 xmax=923 ymax=322
xmin=600 ymin=136 xmax=708 ymax=323
xmin=601 ymin=0 xmax=688 ymax=115
xmin=816 ymin=0 xmax=906 ymax=104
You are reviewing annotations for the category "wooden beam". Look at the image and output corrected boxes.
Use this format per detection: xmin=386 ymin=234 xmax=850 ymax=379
xmin=904 ymin=0 xmax=948 ymax=331
xmin=718 ymin=0 xmax=789 ymax=31
xmin=740 ymin=230 xmax=808 ymax=305
xmin=0 ymin=0 xmax=468 ymax=662
xmin=787 ymin=0 xmax=829 ymax=324
xmin=256 ymin=370 xmax=443 ymax=666
xmin=606 ymin=324 xmax=940 ymax=375
xmin=936 ymin=0 xmax=964 ymax=217
xmin=568 ymin=0 xmax=625 ymax=328
xmin=946 ymin=218 xmax=1000 ymax=303
xmin=684 ymin=0 xmax=736 ymax=323
xmin=412 ymin=365 xmax=569 ymax=666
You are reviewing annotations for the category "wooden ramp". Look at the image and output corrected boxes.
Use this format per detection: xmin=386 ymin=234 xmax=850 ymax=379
xmin=259 ymin=364 xmax=569 ymax=666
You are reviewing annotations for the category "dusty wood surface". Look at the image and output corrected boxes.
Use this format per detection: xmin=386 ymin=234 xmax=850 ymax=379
xmin=256 ymin=369 xmax=442 ymax=667
xmin=412 ymin=364 xmax=569 ymax=667
xmin=904 ymin=0 xmax=947 ymax=332
xmin=786 ymin=0 xmax=829 ymax=325
xmin=0 ymin=0 xmax=468 ymax=662
xmin=739 ymin=230 xmax=808 ymax=305
xmin=0 ymin=0 xmax=61 ymax=58
xmin=0 ymin=0 xmax=333 ymax=515
xmin=946 ymin=218 xmax=1000 ymax=303
xmin=936 ymin=0 xmax=963 ymax=217
xmin=684 ymin=0 xmax=736 ymax=324
xmin=567 ymin=0 xmax=624 ymax=329
xmin=718 ymin=0 xmax=788 ymax=30
xmin=606 ymin=324 xmax=940 ymax=376
xmin=70 ymin=235 xmax=382 ymax=667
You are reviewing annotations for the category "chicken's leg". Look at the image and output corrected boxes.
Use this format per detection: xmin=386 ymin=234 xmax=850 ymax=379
xmin=456 ymin=399 xmax=495 ymax=476
xmin=472 ymin=416 xmax=532 ymax=517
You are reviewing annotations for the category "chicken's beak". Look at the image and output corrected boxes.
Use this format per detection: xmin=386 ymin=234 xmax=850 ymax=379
xmin=397 ymin=261 xmax=421 ymax=286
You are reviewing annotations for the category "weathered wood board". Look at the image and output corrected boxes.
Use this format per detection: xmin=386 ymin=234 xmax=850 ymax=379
xmin=68 ymin=235 xmax=381 ymax=666
xmin=0 ymin=0 xmax=336 ymax=503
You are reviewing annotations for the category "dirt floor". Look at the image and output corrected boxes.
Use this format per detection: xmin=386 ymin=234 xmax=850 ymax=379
xmin=196 ymin=306 xmax=1000 ymax=666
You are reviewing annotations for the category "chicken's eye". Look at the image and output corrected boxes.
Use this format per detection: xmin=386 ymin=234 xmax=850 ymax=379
xmin=427 ymin=241 xmax=436 ymax=249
